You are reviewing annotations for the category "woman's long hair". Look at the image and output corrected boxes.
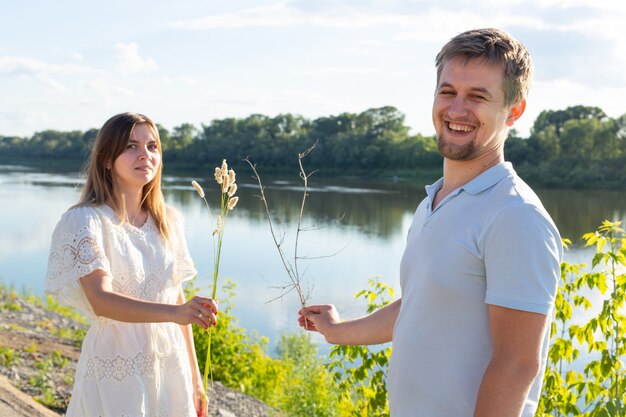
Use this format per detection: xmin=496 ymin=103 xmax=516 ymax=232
xmin=76 ymin=112 xmax=170 ymax=241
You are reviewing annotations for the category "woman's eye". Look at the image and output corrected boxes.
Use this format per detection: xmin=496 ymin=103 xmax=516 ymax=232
xmin=127 ymin=144 xmax=136 ymax=149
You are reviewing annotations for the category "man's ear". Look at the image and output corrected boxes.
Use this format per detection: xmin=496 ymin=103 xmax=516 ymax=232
xmin=506 ymin=99 xmax=526 ymax=127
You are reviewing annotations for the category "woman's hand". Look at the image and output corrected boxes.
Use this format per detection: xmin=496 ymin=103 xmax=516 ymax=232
xmin=173 ymin=296 xmax=218 ymax=329
xmin=193 ymin=375 xmax=208 ymax=417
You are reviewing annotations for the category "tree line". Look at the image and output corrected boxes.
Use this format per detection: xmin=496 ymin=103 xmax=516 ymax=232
xmin=1 ymin=105 xmax=624 ymax=189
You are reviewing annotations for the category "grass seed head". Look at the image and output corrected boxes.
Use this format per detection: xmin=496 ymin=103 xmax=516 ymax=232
xmin=227 ymin=196 xmax=239 ymax=210
xmin=214 ymin=167 xmax=223 ymax=184
xmin=222 ymin=174 xmax=231 ymax=193
xmin=228 ymin=183 xmax=238 ymax=197
xmin=191 ymin=180 xmax=205 ymax=198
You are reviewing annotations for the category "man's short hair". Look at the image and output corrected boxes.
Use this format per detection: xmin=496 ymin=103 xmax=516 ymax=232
xmin=435 ymin=28 xmax=533 ymax=106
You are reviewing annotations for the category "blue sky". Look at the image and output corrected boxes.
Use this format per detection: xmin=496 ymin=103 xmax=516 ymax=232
xmin=1 ymin=0 xmax=624 ymax=138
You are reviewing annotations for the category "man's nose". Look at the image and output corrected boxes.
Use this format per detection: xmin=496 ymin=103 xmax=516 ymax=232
xmin=448 ymin=96 xmax=469 ymax=119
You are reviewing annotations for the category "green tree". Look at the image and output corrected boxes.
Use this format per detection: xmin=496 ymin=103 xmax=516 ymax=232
xmin=529 ymin=124 xmax=560 ymax=161
xmin=532 ymin=106 xmax=607 ymax=138
xmin=560 ymin=118 xmax=596 ymax=160
xmin=170 ymin=123 xmax=197 ymax=150
xmin=505 ymin=128 xmax=530 ymax=166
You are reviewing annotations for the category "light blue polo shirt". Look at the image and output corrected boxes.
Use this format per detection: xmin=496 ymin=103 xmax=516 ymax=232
xmin=388 ymin=162 xmax=562 ymax=417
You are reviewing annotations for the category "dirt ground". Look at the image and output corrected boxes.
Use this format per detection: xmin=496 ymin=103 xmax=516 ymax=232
xmin=0 ymin=374 xmax=61 ymax=417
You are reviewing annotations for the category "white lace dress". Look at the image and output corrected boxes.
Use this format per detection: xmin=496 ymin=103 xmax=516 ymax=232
xmin=45 ymin=205 xmax=198 ymax=417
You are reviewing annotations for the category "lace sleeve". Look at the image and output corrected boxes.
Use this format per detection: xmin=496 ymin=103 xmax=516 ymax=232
xmin=168 ymin=206 xmax=197 ymax=286
xmin=45 ymin=207 xmax=111 ymax=316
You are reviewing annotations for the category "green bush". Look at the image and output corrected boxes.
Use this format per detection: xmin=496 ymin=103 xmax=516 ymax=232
xmin=188 ymin=280 xmax=343 ymax=416
xmin=275 ymin=332 xmax=341 ymax=417
xmin=537 ymin=221 xmax=626 ymax=416
xmin=328 ymin=277 xmax=393 ymax=417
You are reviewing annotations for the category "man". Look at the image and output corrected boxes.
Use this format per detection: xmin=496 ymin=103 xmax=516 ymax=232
xmin=298 ymin=28 xmax=562 ymax=417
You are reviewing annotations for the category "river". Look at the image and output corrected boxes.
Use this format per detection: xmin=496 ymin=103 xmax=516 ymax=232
xmin=1 ymin=164 xmax=625 ymax=356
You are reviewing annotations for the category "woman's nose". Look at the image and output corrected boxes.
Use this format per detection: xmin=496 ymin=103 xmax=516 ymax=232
xmin=138 ymin=146 xmax=150 ymax=160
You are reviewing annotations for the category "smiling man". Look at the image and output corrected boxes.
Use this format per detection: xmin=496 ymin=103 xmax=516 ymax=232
xmin=299 ymin=28 xmax=562 ymax=417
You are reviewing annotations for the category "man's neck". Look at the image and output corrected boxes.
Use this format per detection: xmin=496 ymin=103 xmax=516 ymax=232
xmin=433 ymin=154 xmax=504 ymax=209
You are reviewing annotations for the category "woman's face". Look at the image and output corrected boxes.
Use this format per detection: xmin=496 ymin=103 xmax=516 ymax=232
xmin=112 ymin=123 xmax=161 ymax=193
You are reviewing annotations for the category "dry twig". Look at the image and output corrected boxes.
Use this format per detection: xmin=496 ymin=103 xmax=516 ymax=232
xmin=244 ymin=143 xmax=324 ymax=312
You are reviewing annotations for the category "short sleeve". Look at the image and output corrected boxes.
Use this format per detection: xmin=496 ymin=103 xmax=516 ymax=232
xmin=167 ymin=206 xmax=197 ymax=285
xmin=45 ymin=207 xmax=111 ymax=316
xmin=483 ymin=205 xmax=562 ymax=315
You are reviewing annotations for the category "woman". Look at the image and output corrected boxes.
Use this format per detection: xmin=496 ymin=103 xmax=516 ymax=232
xmin=45 ymin=112 xmax=215 ymax=417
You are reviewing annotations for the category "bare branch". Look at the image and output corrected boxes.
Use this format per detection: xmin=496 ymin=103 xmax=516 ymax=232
xmin=244 ymin=142 xmax=338 ymax=320
xmin=297 ymin=242 xmax=349 ymax=260
xmin=244 ymin=156 xmax=303 ymax=305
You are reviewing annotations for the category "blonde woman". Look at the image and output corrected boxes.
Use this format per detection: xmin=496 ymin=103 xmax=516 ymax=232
xmin=46 ymin=112 xmax=215 ymax=417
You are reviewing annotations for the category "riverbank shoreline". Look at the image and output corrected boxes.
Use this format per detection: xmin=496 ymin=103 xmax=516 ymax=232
xmin=0 ymin=288 xmax=278 ymax=417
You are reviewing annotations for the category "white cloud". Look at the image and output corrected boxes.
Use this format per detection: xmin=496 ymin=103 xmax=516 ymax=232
xmin=204 ymin=85 xmax=334 ymax=109
xmin=169 ymin=2 xmax=299 ymax=29
xmin=169 ymin=2 xmax=449 ymax=30
xmin=341 ymin=46 xmax=373 ymax=55
xmin=114 ymin=42 xmax=158 ymax=74
xmin=0 ymin=56 xmax=101 ymax=92
xmin=79 ymin=78 xmax=135 ymax=104
xmin=160 ymin=75 xmax=196 ymax=85
xmin=359 ymin=40 xmax=385 ymax=47
xmin=532 ymin=0 xmax=626 ymax=10
xmin=168 ymin=1 xmax=622 ymax=46
xmin=298 ymin=67 xmax=410 ymax=78
xmin=552 ymin=6 xmax=626 ymax=70
xmin=0 ymin=109 xmax=55 ymax=134
xmin=393 ymin=9 xmax=548 ymax=42
xmin=0 ymin=56 xmax=67 ymax=91
xmin=299 ymin=67 xmax=379 ymax=76
xmin=168 ymin=1 xmax=560 ymax=35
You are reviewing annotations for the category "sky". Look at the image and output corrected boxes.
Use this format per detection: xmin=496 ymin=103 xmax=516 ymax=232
xmin=1 ymin=0 xmax=624 ymax=139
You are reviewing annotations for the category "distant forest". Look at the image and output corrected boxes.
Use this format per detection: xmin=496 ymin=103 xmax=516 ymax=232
xmin=1 ymin=105 xmax=625 ymax=189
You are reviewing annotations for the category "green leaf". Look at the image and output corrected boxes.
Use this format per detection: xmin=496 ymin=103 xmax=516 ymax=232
xmin=354 ymin=290 xmax=368 ymax=299
xmin=584 ymin=232 xmax=598 ymax=246
xmin=565 ymin=370 xmax=582 ymax=385
xmin=573 ymin=295 xmax=592 ymax=310
xmin=592 ymin=252 xmax=605 ymax=268
xmin=597 ymin=273 xmax=608 ymax=294
xmin=600 ymin=351 xmax=613 ymax=377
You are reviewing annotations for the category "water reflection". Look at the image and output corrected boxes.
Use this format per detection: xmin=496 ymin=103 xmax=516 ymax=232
xmin=538 ymin=189 xmax=626 ymax=242
xmin=5 ymin=165 xmax=626 ymax=247
xmin=164 ymin=175 xmax=424 ymax=239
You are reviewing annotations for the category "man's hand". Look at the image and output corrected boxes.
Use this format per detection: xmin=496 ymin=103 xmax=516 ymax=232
xmin=298 ymin=304 xmax=342 ymax=343
xmin=297 ymin=299 xmax=401 ymax=346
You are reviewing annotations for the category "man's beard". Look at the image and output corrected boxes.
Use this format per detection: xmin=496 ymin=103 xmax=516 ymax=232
xmin=436 ymin=135 xmax=478 ymax=161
